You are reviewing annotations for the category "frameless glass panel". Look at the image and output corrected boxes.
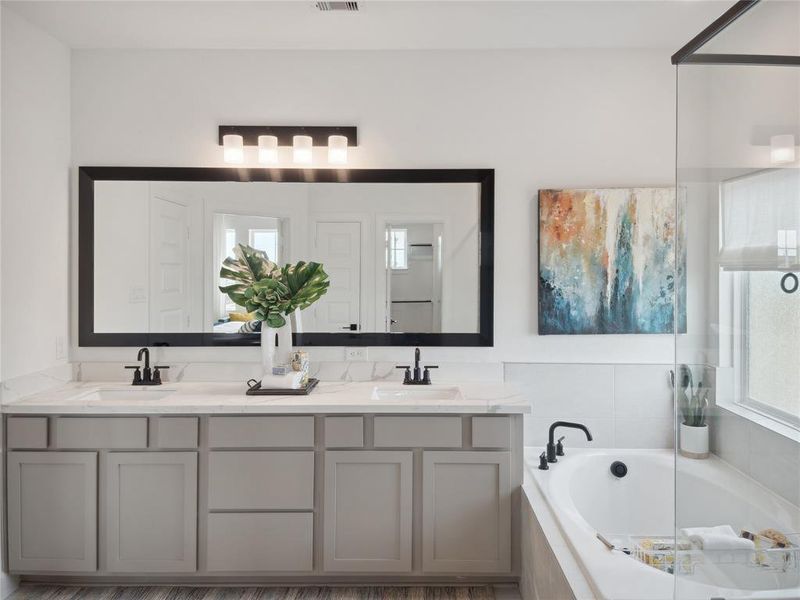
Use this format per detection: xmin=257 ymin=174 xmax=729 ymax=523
xmin=697 ymin=0 xmax=800 ymax=57
xmin=675 ymin=53 xmax=800 ymax=600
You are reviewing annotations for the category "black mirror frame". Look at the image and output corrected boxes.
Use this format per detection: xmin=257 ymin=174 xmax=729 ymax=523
xmin=79 ymin=166 xmax=494 ymax=347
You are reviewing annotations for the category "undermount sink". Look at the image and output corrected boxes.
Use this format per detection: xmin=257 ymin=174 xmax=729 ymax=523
xmin=75 ymin=388 xmax=177 ymax=403
xmin=370 ymin=385 xmax=463 ymax=402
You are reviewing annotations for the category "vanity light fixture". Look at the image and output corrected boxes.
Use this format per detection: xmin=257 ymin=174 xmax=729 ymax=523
xmin=218 ymin=126 xmax=357 ymax=166
xmin=293 ymin=135 xmax=313 ymax=165
xmin=328 ymin=135 xmax=348 ymax=165
xmin=258 ymin=135 xmax=279 ymax=165
xmin=770 ymin=134 xmax=796 ymax=165
xmin=222 ymin=134 xmax=244 ymax=164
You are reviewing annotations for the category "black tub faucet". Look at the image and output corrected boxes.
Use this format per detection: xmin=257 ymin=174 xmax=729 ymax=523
xmin=546 ymin=421 xmax=593 ymax=463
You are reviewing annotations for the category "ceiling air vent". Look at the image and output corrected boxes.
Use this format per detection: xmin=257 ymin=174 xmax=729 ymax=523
xmin=316 ymin=2 xmax=359 ymax=11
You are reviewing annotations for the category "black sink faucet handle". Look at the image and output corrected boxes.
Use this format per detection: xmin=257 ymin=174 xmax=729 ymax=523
xmin=396 ymin=365 xmax=412 ymax=384
xmin=153 ymin=366 xmax=169 ymax=384
xmin=556 ymin=436 xmax=566 ymax=456
xmin=538 ymin=452 xmax=549 ymax=470
xmin=422 ymin=365 xmax=438 ymax=385
xmin=125 ymin=365 xmax=142 ymax=384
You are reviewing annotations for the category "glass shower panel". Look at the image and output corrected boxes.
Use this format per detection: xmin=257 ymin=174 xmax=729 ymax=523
xmin=675 ymin=34 xmax=800 ymax=600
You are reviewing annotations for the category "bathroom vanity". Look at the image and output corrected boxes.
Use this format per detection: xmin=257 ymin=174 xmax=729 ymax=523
xmin=2 ymin=381 xmax=527 ymax=583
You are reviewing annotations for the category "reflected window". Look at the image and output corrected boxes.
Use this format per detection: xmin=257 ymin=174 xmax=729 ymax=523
xmin=249 ymin=229 xmax=279 ymax=264
xmin=225 ymin=229 xmax=236 ymax=258
xmin=389 ymin=228 xmax=408 ymax=270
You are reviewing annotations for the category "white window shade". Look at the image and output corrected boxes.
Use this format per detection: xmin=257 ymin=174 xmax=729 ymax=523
xmin=720 ymin=168 xmax=800 ymax=271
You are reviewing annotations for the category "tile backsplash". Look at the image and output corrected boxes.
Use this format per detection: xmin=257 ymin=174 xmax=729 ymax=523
xmin=505 ymin=362 xmax=675 ymax=450
xmin=709 ymin=367 xmax=800 ymax=507
xmin=75 ymin=360 xmax=505 ymax=385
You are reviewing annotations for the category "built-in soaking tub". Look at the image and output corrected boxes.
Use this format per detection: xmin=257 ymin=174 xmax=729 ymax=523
xmin=523 ymin=448 xmax=800 ymax=600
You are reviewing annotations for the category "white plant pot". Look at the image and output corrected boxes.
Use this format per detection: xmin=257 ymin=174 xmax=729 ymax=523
xmin=680 ymin=423 xmax=709 ymax=459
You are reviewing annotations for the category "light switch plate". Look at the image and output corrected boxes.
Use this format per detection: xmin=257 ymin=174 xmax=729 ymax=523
xmin=345 ymin=347 xmax=368 ymax=361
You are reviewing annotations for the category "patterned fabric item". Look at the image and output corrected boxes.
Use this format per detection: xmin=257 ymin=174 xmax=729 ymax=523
xmin=238 ymin=320 xmax=262 ymax=333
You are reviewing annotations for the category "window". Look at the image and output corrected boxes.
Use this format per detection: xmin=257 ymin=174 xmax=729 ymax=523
xmin=388 ymin=228 xmax=408 ymax=270
xmin=735 ymin=271 xmax=800 ymax=427
xmin=225 ymin=229 xmax=237 ymax=258
xmin=249 ymin=229 xmax=279 ymax=264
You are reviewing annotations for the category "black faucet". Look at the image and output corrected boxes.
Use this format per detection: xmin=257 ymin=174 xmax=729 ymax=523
xmin=126 ymin=347 xmax=169 ymax=386
xmin=396 ymin=347 xmax=438 ymax=385
xmin=546 ymin=421 xmax=592 ymax=463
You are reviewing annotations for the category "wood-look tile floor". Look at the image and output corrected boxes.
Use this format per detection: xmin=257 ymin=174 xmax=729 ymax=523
xmin=8 ymin=586 xmax=514 ymax=600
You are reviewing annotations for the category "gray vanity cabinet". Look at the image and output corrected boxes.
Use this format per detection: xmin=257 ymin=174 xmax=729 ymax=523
xmin=323 ymin=451 xmax=413 ymax=572
xmin=7 ymin=451 xmax=98 ymax=572
xmin=422 ymin=451 xmax=511 ymax=573
xmin=105 ymin=452 xmax=198 ymax=573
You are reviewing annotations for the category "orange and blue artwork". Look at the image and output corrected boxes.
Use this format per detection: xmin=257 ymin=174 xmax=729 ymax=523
xmin=538 ymin=188 xmax=686 ymax=335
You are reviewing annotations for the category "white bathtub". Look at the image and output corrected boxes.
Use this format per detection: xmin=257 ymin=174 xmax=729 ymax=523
xmin=524 ymin=448 xmax=800 ymax=600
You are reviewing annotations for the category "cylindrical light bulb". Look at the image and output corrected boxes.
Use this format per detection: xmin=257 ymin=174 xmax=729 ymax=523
xmin=258 ymin=135 xmax=279 ymax=165
xmin=328 ymin=135 xmax=348 ymax=165
xmin=771 ymin=134 xmax=796 ymax=165
xmin=222 ymin=134 xmax=244 ymax=164
xmin=293 ymin=135 xmax=313 ymax=165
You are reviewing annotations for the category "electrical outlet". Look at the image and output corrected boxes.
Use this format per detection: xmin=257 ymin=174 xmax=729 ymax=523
xmin=55 ymin=336 xmax=66 ymax=360
xmin=345 ymin=347 xmax=368 ymax=361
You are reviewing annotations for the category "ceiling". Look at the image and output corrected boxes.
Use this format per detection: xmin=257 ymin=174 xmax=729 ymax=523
xmin=6 ymin=0 xmax=729 ymax=51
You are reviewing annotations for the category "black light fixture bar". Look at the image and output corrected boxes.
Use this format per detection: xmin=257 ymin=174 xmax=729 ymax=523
xmin=671 ymin=0 xmax=760 ymax=65
xmin=218 ymin=125 xmax=358 ymax=146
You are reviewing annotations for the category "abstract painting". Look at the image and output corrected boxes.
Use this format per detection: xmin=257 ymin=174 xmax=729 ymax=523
xmin=538 ymin=187 xmax=686 ymax=335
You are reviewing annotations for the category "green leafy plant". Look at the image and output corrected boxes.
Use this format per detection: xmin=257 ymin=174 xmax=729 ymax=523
xmin=219 ymin=244 xmax=330 ymax=328
xmin=669 ymin=364 xmax=708 ymax=427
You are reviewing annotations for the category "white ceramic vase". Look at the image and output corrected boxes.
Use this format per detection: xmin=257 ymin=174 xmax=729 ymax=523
xmin=679 ymin=423 xmax=709 ymax=459
xmin=260 ymin=313 xmax=295 ymax=377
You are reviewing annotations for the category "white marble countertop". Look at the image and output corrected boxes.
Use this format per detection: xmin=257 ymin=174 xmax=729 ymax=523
xmin=1 ymin=381 xmax=530 ymax=415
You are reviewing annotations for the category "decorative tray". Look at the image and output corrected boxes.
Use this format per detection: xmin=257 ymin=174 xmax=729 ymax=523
xmin=245 ymin=378 xmax=319 ymax=396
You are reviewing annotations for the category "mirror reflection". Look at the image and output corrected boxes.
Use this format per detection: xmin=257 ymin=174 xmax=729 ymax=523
xmin=93 ymin=181 xmax=480 ymax=335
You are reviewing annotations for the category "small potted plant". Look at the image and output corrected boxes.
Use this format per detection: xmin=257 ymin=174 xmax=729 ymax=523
xmin=220 ymin=244 xmax=329 ymax=374
xmin=670 ymin=364 xmax=709 ymax=459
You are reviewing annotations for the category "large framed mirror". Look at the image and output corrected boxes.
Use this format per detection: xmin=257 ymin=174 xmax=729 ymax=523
xmin=79 ymin=167 xmax=494 ymax=347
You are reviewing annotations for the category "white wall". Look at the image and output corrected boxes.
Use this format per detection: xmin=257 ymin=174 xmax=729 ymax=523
xmin=2 ymin=6 xmax=71 ymax=379
xmin=1 ymin=6 xmax=70 ymax=596
xmin=71 ymin=48 xmax=681 ymax=364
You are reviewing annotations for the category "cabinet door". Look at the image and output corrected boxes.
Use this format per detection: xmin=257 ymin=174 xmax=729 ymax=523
xmin=422 ymin=451 xmax=511 ymax=573
xmin=323 ymin=451 xmax=412 ymax=572
xmin=7 ymin=451 xmax=97 ymax=572
xmin=105 ymin=452 xmax=197 ymax=572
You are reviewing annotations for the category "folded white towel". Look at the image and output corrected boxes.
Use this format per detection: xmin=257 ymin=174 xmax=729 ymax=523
xmin=260 ymin=372 xmax=305 ymax=390
xmin=681 ymin=525 xmax=755 ymax=551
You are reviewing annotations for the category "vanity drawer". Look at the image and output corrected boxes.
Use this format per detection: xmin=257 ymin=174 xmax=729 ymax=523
xmin=54 ymin=417 xmax=148 ymax=449
xmin=153 ymin=417 xmax=198 ymax=449
xmin=374 ymin=416 xmax=462 ymax=448
xmin=472 ymin=416 xmax=510 ymax=448
xmin=208 ymin=451 xmax=314 ymax=510
xmin=208 ymin=416 xmax=314 ymax=448
xmin=325 ymin=416 xmax=363 ymax=448
xmin=207 ymin=513 xmax=313 ymax=572
xmin=7 ymin=417 xmax=48 ymax=449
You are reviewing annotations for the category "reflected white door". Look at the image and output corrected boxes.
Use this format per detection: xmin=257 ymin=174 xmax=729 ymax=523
xmin=149 ymin=196 xmax=190 ymax=332
xmin=314 ymin=222 xmax=361 ymax=332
